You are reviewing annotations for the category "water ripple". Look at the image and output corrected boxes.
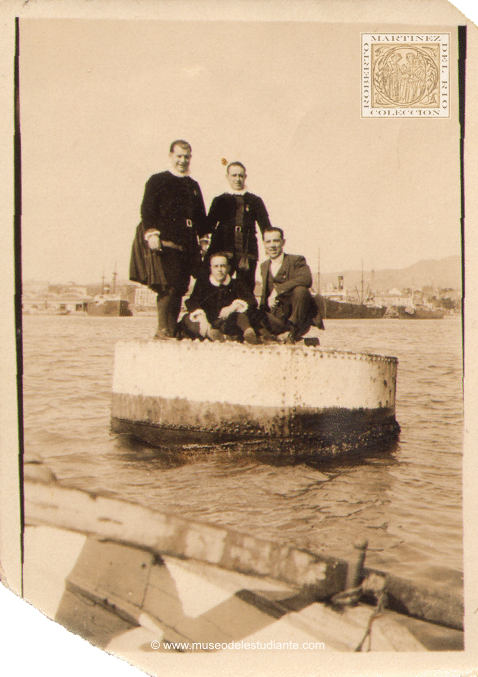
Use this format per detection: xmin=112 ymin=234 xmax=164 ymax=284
xmin=22 ymin=315 xmax=463 ymax=593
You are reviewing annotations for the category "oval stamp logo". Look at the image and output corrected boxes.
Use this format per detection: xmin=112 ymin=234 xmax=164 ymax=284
xmin=362 ymin=33 xmax=450 ymax=117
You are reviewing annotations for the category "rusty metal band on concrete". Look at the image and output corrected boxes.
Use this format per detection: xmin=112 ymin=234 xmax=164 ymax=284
xmin=111 ymin=393 xmax=397 ymax=439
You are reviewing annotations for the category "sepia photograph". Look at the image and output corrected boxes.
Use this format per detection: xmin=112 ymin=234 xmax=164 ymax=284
xmin=1 ymin=0 xmax=478 ymax=675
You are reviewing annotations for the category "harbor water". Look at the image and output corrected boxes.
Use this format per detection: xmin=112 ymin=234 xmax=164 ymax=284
xmin=22 ymin=314 xmax=463 ymax=597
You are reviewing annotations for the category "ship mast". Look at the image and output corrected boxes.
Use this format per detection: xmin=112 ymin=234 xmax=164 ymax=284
xmin=316 ymin=248 xmax=320 ymax=294
xmin=112 ymin=263 xmax=117 ymax=295
xmin=361 ymin=259 xmax=364 ymax=305
xmin=317 ymin=248 xmax=326 ymax=319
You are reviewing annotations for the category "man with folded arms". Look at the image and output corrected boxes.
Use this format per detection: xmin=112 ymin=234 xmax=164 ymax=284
xmin=130 ymin=140 xmax=208 ymax=339
xmin=181 ymin=253 xmax=260 ymax=344
xmin=259 ymin=227 xmax=324 ymax=344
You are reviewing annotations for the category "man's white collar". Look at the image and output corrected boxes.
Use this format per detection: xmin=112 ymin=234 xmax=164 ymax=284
xmin=169 ymin=167 xmax=191 ymax=178
xmin=226 ymin=187 xmax=248 ymax=196
xmin=209 ymin=273 xmax=231 ymax=286
xmin=269 ymin=253 xmax=285 ymax=274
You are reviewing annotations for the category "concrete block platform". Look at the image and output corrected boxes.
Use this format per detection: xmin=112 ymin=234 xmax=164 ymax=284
xmin=111 ymin=340 xmax=400 ymax=458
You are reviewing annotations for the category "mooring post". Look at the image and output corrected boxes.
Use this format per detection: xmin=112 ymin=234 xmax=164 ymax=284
xmin=346 ymin=538 xmax=368 ymax=590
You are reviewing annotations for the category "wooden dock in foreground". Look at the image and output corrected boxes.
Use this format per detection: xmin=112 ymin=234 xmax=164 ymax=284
xmin=21 ymin=459 xmax=463 ymax=667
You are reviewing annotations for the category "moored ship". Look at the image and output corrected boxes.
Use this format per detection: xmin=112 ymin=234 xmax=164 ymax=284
xmin=87 ymin=270 xmax=132 ymax=316
xmin=324 ymin=298 xmax=387 ymax=319
xmin=396 ymin=305 xmax=446 ymax=320
xmin=87 ymin=294 xmax=132 ymax=317
xmin=321 ymin=271 xmax=386 ymax=319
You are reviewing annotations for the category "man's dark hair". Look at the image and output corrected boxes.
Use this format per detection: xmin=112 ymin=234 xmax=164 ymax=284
xmin=209 ymin=251 xmax=231 ymax=266
xmin=263 ymin=226 xmax=284 ymax=240
xmin=227 ymin=161 xmax=246 ymax=174
xmin=169 ymin=139 xmax=192 ymax=154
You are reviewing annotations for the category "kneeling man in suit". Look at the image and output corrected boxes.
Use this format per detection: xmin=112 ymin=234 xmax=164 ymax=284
xmin=181 ymin=252 xmax=260 ymax=344
xmin=259 ymin=227 xmax=324 ymax=344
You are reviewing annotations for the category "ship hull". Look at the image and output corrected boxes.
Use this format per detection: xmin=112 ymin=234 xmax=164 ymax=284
xmin=87 ymin=299 xmax=132 ymax=316
xmin=396 ymin=306 xmax=446 ymax=319
xmin=324 ymin=299 xmax=387 ymax=319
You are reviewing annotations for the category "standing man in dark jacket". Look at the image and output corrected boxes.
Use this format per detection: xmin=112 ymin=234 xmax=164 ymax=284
xmin=207 ymin=162 xmax=272 ymax=291
xmin=130 ymin=140 xmax=208 ymax=339
xmin=259 ymin=227 xmax=324 ymax=344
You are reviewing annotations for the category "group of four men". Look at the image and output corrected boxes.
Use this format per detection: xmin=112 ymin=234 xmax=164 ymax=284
xmin=130 ymin=140 xmax=323 ymax=345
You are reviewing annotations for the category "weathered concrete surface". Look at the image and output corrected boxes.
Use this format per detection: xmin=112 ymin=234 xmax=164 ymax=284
xmin=112 ymin=340 xmax=397 ymax=410
xmin=111 ymin=340 xmax=399 ymax=452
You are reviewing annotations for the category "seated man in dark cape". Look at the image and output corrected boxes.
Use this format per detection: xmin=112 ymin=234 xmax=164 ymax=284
xmin=181 ymin=253 xmax=260 ymax=344
xmin=259 ymin=227 xmax=324 ymax=344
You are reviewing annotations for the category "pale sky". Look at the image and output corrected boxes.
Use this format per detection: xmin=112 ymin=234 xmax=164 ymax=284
xmin=20 ymin=18 xmax=462 ymax=283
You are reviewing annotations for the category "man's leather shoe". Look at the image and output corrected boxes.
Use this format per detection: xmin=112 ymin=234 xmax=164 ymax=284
xmin=284 ymin=327 xmax=303 ymax=344
xmin=153 ymin=328 xmax=173 ymax=340
xmin=259 ymin=330 xmax=281 ymax=344
xmin=284 ymin=332 xmax=298 ymax=344
xmin=206 ymin=328 xmax=225 ymax=342
xmin=243 ymin=328 xmax=260 ymax=345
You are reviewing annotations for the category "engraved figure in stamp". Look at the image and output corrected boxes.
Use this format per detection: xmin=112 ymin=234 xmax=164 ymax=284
xmin=361 ymin=34 xmax=449 ymax=117
xmin=373 ymin=45 xmax=439 ymax=107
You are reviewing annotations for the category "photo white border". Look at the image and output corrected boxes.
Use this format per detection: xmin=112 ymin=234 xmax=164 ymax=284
xmin=1 ymin=1 xmax=477 ymax=676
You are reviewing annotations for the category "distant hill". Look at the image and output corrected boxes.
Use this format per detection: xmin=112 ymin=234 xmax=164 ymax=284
xmin=24 ymin=256 xmax=462 ymax=293
xmin=319 ymin=255 xmax=462 ymax=293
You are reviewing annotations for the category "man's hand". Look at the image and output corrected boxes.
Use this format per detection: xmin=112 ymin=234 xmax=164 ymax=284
xmin=190 ymin=309 xmax=206 ymax=322
xmin=219 ymin=300 xmax=248 ymax=319
xmin=147 ymin=234 xmax=161 ymax=250
xmin=268 ymin=288 xmax=278 ymax=308
xmin=219 ymin=305 xmax=234 ymax=319
xmin=189 ymin=309 xmax=210 ymax=337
